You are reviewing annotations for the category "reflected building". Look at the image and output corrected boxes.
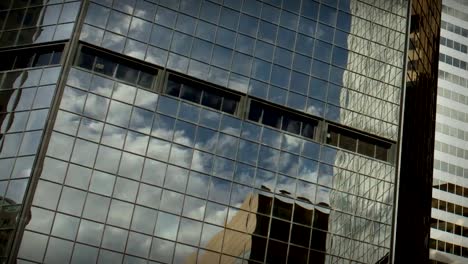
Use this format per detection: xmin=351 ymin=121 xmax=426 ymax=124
xmin=0 ymin=0 xmax=440 ymax=263
xmin=395 ymin=0 xmax=442 ymax=263
xmin=192 ymin=189 xmax=329 ymax=264
xmin=428 ymin=0 xmax=468 ymax=263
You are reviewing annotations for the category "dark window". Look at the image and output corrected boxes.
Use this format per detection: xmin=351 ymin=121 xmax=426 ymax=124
xmin=357 ymin=138 xmax=375 ymax=157
xmin=94 ymin=55 xmax=117 ymax=76
xmin=326 ymin=125 xmax=392 ymax=162
xmin=447 ymin=183 xmax=455 ymax=193
xmin=221 ymin=97 xmax=237 ymax=114
xmin=180 ymin=84 xmax=201 ymax=103
xmin=464 ymin=227 xmax=468 ymax=237
xmin=166 ymin=79 xmax=181 ymax=97
xmin=447 ymin=202 xmax=455 ymax=213
xmin=282 ymin=115 xmax=301 ymax=134
xmin=301 ymin=122 xmax=315 ymax=139
xmin=437 ymin=240 xmax=445 ymax=251
xmin=326 ymin=128 xmax=339 ymax=146
xmin=446 ymin=222 xmax=454 ymax=233
xmin=339 ymin=131 xmax=357 ymax=152
xmin=410 ymin=15 xmax=420 ymax=33
xmin=439 ymin=183 xmax=448 ymax=192
xmin=439 ymin=200 xmax=447 ymax=211
xmin=454 ymin=245 xmax=461 ymax=255
xmin=116 ymin=63 xmax=138 ymax=83
xmin=439 ymin=220 xmax=446 ymax=231
xmin=76 ymin=46 xmax=157 ymax=89
xmin=51 ymin=50 xmax=63 ymax=65
xmin=14 ymin=51 xmax=34 ymax=69
xmin=248 ymin=102 xmax=262 ymax=122
xmin=33 ymin=51 xmax=53 ymax=67
xmin=262 ymin=107 xmax=281 ymax=129
xmin=248 ymin=100 xmax=318 ymax=140
xmin=429 ymin=239 xmax=436 ymax=249
xmin=77 ymin=50 xmax=95 ymax=70
xmin=375 ymin=143 xmax=390 ymax=161
xmin=165 ymin=74 xmax=240 ymax=115
xmin=137 ymin=70 xmax=154 ymax=88
xmin=0 ymin=44 xmax=64 ymax=71
xmin=447 ymin=243 xmax=454 ymax=254
xmin=201 ymin=90 xmax=222 ymax=110
xmin=0 ymin=53 xmax=15 ymax=71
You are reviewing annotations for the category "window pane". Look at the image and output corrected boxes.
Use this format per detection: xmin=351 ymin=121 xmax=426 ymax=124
xmin=339 ymin=131 xmax=357 ymax=152
xmin=357 ymin=138 xmax=375 ymax=157
xmin=94 ymin=55 xmax=116 ymax=76
xmin=116 ymin=63 xmax=138 ymax=84
xmin=201 ymin=90 xmax=222 ymax=110
xmin=180 ymin=83 xmax=202 ymax=103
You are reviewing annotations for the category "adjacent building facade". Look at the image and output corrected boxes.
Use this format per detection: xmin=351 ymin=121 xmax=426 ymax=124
xmin=430 ymin=0 xmax=468 ymax=263
xmin=0 ymin=0 xmax=440 ymax=263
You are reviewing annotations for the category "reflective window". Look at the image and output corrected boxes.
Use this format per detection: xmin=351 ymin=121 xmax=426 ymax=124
xmin=0 ymin=2 xmax=79 ymax=48
xmin=9 ymin=2 xmax=406 ymax=263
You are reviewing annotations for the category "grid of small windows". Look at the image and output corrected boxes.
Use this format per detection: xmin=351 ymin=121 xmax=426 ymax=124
xmin=0 ymin=0 xmax=80 ymax=48
xmin=434 ymin=158 xmax=468 ymax=179
xmin=79 ymin=0 xmax=405 ymax=141
xmin=438 ymin=87 xmax=468 ymax=108
xmin=165 ymin=74 xmax=240 ymax=115
xmin=432 ymin=198 xmax=468 ymax=218
xmin=440 ymin=20 xmax=468 ymax=38
xmin=431 ymin=218 xmax=468 ymax=238
xmin=76 ymin=46 xmax=157 ymax=90
xmin=436 ymin=121 xmax=468 ymax=141
xmin=433 ymin=182 xmax=468 ymax=198
xmin=436 ymin=104 xmax=468 ymax=123
xmin=440 ymin=37 xmax=468 ymax=54
xmin=429 ymin=238 xmax=468 ymax=258
xmin=434 ymin=140 xmax=468 ymax=161
xmin=439 ymin=70 xmax=468 ymax=89
xmin=16 ymin=66 xmax=395 ymax=263
xmin=0 ymin=65 xmax=61 ymax=260
xmin=452 ymin=0 xmax=468 ymax=7
xmin=0 ymin=44 xmax=63 ymax=71
xmin=442 ymin=4 xmax=468 ymax=22
xmin=439 ymin=53 xmax=468 ymax=71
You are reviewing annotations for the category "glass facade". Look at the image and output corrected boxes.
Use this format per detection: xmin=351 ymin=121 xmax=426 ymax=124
xmin=0 ymin=0 xmax=440 ymax=263
xmin=394 ymin=0 xmax=442 ymax=262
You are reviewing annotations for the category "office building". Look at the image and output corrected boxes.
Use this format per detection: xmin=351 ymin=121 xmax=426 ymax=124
xmin=429 ymin=0 xmax=468 ymax=263
xmin=0 ymin=0 xmax=440 ymax=263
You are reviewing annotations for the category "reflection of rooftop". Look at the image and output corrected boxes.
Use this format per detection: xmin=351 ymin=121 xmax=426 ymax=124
xmin=192 ymin=189 xmax=330 ymax=263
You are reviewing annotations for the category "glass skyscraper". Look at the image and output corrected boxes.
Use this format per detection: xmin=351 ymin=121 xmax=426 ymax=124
xmin=430 ymin=0 xmax=468 ymax=263
xmin=0 ymin=0 xmax=440 ymax=263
